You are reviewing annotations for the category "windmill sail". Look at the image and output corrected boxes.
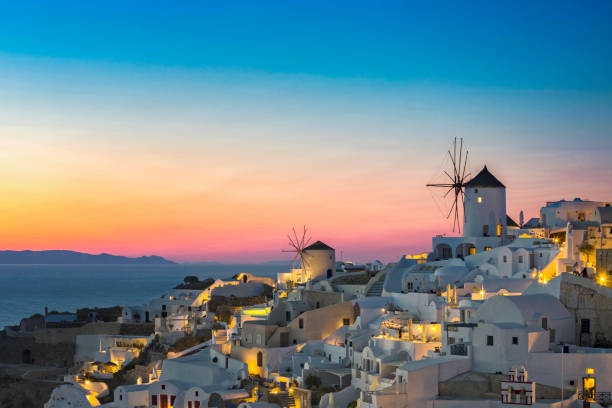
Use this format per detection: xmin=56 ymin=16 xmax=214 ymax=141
xmin=426 ymin=138 xmax=470 ymax=233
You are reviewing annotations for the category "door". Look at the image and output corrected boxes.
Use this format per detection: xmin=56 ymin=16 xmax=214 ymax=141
xmin=280 ymin=332 xmax=289 ymax=347
xmin=160 ymin=394 xmax=168 ymax=408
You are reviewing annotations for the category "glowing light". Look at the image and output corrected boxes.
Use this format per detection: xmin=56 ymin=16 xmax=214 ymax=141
xmin=477 ymin=197 xmax=482 ymax=203
xmin=586 ymin=368 xmax=595 ymax=375
xmin=479 ymin=290 xmax=484 ymax=295
xmin=599 ymin=276 xmax=606 ymax=284
xmin=243 ymin=306 xmax=271 ymax=316
xmin=85 ymin=380 xmax=91 ymax=385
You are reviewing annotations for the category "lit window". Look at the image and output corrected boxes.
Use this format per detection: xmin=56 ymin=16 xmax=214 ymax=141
xmin=484 ymin=247 xmax=492 ymax=251
xmin=477 ymin=197 xmax=483 ymax=203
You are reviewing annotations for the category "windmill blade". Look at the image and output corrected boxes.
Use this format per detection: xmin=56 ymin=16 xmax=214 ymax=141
xmin=444 ymin=187 xmax=454 ymax=198
xmin=293 ymin=227 xmax=301 ymax=250
xmin=304 ymin=236 xmax=312 ymax=247
xmin=447 ymin=149 xmax=457 ymax=175
xmin=443 ymin=170 xmax=455 ymax=184
xmin=461 ymin=150 xmax=469 ymax=183
xmin=453 ymin=138 xmax=457 ymax=176
xmin=457 ymin=138 xmax=463 ymax=181
xmin=446 ymin=198 xmax=457 ymax=219
xmin=301 ymin=225 xmax=308 ymax=249
xmin=454 ymin=195 xmax=461 ymax=231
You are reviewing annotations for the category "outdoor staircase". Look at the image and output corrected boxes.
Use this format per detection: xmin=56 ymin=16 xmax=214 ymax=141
xmin=366 ymin=280 xmax=384 ymax=297
xmin=278 ymin=392 xmax=296 ymax=408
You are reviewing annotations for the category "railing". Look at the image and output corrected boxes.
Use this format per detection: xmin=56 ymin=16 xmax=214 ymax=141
xmin=577 ymin=391 xmax=612 ymax=404
xmin=450 ymin=343 xmax=468 ymax=356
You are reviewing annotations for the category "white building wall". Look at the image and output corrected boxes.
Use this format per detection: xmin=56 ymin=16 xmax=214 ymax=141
xmin=463 ymin=186 xmax=506 ymax=239
xmin=305 ymin=249 xmax=336 ymax=281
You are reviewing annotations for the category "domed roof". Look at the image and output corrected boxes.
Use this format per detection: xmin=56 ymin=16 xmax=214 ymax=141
xmin=465 ymin=166 xmax=505 ymax=188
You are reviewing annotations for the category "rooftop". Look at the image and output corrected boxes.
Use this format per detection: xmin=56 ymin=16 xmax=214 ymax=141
xmin=465 ymin=166 xmax=505 ymax=188
xmin=304 ymin=240 xmax=334 ymax=251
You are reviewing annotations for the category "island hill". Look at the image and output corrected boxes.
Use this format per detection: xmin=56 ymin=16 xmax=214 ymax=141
xmin=0 ymin=250 xmax=175 ymax=265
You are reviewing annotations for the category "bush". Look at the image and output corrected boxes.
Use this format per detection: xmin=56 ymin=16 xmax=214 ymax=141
xmin=168 ymin=331 xmax=212 ymax=353
xmin=305 ymin=375 xmax=321 ymax=390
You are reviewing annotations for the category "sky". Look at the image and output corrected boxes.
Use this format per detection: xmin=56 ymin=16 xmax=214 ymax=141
xmin=1 ymin=1 xmax=611 ymax=263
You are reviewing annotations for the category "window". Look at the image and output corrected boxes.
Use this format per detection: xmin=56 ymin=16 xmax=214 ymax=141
xmin=152 ymin=395 xmax=158 ymax=405
xmin=541 ymin=317 xmax=548 ymax=330
xmin=120 ymin=395 xmax=123 ymax=400
xmin=161 ymin=385 xmax=165 ymax=390
xmin=299 ymin=318 xmax=304 ymax=329
xmin=195 ymin=391 xmax=199 ymax=397
xmin=162 ymin=305 xmax=166 ymax=310
xmin=286 ymin=311 xmax=291 ymax=321
xmin=483 ymin=225 xmax=489 ymax=236
xmin=171 ymin=396 xmax=176 ymax=405
xmin=512 ymin=337 xmax=518 ymax=345
xmin=257 ymin=351 xmax=263 ymax=367
xmin=449 ymin=337 xmax=455 ymax=345
xmin=539 ymin=252 xmax=543 ymax=258
xmin=581 ymin=319 xmax=590 ymax=334
xmin=477 ymin=196 xmax=483 ymax=203
xmin=407 ymin=282 xmax=413 ymax=290
xmin=343 ymin=318 xmax=350 ymax=326
xmin=486 ymin=336 xmax=494 ymax=346
xmin=497 ymin=224 xmax=502 ymax=237
xmin=503 ymin=256 xmax=507 ymax=263
xmin=469 ymin=247 xmax=476 ymax=255
xmin=484 ymin=247 xmax=492 ymax=251
xmin=519 ymin=256 xmax=524 ymax=264
xmin=316 ymin=302 xmax=320 ymax=309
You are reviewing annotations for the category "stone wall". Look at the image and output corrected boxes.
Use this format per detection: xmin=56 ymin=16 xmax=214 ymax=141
xmin=559 ymin=277 xmax=612 ymax=347
xmin=0 ymin=335 xmax=75 ymax=367
xmin=32 ymin=322 xmax=154 ymax=344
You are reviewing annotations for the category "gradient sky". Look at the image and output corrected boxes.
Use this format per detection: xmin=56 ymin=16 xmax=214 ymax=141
xmin=1 ymin=1 xmax=611 ymax=263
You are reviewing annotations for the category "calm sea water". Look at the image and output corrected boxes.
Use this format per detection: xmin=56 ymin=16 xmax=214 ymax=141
xmin=0 ymin=264 xmax=286 ymax=328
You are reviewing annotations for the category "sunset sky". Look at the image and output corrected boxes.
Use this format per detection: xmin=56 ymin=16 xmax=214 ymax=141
xmin=1 ymin=2 xmax=611 ymax=262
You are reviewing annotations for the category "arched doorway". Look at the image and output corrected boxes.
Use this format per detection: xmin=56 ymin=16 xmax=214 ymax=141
xmin=456 ymin=243 xmax=476 ymax=258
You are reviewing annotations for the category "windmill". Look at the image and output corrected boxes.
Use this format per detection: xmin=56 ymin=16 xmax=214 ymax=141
xmin=426 ymin=138 xmax=470 ymax=233
xmin=282 ymin=226 xmax=312 ymax=271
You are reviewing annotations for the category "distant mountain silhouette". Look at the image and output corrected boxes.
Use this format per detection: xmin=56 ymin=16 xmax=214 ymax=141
xmin=0 ymin=250 xmax=175 ymax=265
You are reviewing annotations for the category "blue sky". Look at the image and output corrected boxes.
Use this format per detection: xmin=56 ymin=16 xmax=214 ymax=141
xmin=2 ymin=1 xmax=611 ymax=89
xmin=0 ymin=2 xmax=611 ymax=261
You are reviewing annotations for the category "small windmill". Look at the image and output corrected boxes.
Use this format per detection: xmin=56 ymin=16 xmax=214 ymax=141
xmin=426 ymin=138 xmax=470 ymax=233
xmin=282 ymin=226 xmax=312 ymax=271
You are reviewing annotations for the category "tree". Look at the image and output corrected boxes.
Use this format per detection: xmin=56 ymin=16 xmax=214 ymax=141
xmin=579 ymin=241 xmax=595 ymax=265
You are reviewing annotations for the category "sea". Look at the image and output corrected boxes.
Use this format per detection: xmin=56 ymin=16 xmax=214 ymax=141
xmin=0 ymin=264 xmax=287 ymax=328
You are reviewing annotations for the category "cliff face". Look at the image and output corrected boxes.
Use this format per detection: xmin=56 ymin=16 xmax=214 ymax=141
xmin=0 ymin=250 xmax=174 ymax=264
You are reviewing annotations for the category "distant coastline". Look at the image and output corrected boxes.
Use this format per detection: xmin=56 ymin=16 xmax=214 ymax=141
xmin=0 ymin=250 xmax=175 ymax=265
